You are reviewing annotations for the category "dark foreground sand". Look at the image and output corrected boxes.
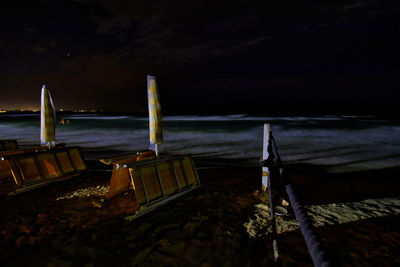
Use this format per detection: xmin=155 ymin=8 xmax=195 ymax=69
xmin=0 ymin=156 xmax=400 ymax=266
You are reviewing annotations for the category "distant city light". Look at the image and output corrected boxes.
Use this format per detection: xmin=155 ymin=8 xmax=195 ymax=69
xmin=0 ymin=108 xmax=105 ymax=113
xmin=73 ymin=109 xmax=98 ymax=113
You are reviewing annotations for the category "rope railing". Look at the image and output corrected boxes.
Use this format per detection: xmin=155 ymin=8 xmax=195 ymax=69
xmin=264 ymin=129 xmax=332 ymax=267
xmin=285 ymin=182 xmax=332 ymax=267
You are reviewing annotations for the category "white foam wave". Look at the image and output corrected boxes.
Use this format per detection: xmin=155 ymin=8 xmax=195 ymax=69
xmin=61 ymin=114 xmax=355 ymax=122
xmin=62 ymin=115 xmax=130 ymax=120
xmin=1 ymin=115 xmax=399 ymax=173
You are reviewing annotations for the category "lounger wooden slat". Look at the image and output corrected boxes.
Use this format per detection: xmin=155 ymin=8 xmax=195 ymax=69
xmin=68 ymin=148 xmax=87 ymax=171
xmin=36 ymin=152 xmax=62 ymax=179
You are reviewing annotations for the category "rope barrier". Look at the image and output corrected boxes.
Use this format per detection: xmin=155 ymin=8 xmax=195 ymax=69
xmin=270 ymin=134 xmax=332 ymax=267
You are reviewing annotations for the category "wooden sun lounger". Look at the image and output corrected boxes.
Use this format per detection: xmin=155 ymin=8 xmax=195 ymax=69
xmin=0 ymin=146 xmax=87 ymax=196
xmin=99 ymin=150 xmax=156 ymax=199
xmin=125 ymin=155 xmax=201 ymax=221
xmin=99 ymin=152 xmax=201 ymax=220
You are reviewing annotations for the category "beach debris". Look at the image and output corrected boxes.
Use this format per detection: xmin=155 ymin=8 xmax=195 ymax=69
xmin=91 ymin=201 xmax=103 ymax=208
xmin=59 ymin=118 xmax=70 ymax=125
xmin=244 ymin=203 xmax=299 ymax=238
xmin=56 ymin=185 xmax=109 ymax=200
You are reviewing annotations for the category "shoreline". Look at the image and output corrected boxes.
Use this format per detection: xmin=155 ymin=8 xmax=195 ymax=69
xmin=2 ymin=110 xmax=400 ymax=120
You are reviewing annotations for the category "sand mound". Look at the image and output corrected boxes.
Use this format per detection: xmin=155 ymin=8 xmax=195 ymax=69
xmin=245 ymin=196 xmax=400 ymax=238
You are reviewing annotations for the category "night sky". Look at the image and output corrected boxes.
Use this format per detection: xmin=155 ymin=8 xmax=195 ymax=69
xmin=1 ymin=0 xmax=399 ymax=115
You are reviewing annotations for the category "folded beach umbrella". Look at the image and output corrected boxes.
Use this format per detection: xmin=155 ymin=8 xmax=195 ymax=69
xmin=40 ymin=84 xmax=56 ymax=148
xmin=147 ymin=75 xmax=163 ymax=156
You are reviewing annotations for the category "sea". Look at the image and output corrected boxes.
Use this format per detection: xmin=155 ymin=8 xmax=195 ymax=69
xmin=1 ymin=113 xmax=399 ymax=173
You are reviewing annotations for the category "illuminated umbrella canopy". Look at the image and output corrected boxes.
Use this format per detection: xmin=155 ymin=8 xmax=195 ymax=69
xmin=147 ymin=75 xmax=163 ymax=156
xmin=40 ymin=84 xmax=56 ymax=148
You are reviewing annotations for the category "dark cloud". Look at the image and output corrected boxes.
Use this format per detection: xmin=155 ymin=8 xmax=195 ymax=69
xmin=0 ymin=0 xmax=399 ymax=114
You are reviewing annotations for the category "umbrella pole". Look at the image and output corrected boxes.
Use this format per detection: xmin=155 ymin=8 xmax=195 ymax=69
xmin=155 ymin=144 xmax=159 ymax=157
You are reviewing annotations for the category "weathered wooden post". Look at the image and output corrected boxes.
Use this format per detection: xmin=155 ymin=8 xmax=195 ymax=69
xmin=262 ymin=123 xmax=280 ymax=262
xmin=262 ymin=123 xmax=271 ymax=192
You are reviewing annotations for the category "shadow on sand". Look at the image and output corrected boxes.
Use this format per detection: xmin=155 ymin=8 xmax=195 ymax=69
xmin=284 ymin=163 xmax=400 ymax=205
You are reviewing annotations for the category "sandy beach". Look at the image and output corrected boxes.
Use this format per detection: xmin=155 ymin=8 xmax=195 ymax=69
xmin=0 ymin=155 xmax=400 ymax=266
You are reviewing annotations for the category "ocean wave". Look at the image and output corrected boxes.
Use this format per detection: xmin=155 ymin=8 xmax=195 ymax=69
xmin=62 ymin=115 xmax=131 ymax=120
xmin=1 ymin=115 xmax=399 ymax=173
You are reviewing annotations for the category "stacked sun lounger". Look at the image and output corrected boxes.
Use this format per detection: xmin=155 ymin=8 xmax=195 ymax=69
xmin=100 ymin=151 xmax=201 ymax=220
xmin=125 ymin=154 xmax=201 ymax=220
xmin=0 ymin=145 xmax=87 ymax=195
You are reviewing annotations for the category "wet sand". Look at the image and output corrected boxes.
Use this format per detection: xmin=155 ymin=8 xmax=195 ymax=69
xmin=0 ymin=156 xmax=400 ymax=266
